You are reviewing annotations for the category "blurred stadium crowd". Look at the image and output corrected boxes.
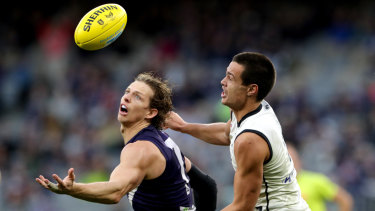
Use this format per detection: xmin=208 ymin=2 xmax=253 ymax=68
xmin=1 ymin=0 xmax=375 ymax=210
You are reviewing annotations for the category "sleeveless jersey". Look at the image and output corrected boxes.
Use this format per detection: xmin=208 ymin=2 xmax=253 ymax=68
xmin=229 ymin=100 xmax=310 ymax=211
xmin=126 ymin=125 xmax=195 ymax=211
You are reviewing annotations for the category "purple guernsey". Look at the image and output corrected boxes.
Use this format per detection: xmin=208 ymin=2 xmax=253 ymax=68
xmin=126 ymin=125 xmax=195 ymax=211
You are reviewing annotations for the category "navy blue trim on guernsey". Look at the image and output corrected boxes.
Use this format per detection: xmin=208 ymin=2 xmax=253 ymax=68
xmin=263 ymin=175 xmax=270 ymax=211
xmin=234 ymin=103 xmax=271 ymax=210
xmin=237 ymin=104 xmax=262 ymax=127
xmin=235 ymin=129 xmax=273 ymax=164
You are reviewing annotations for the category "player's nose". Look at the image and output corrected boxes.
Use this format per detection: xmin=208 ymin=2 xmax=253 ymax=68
xmin=221 ymin=77 xmax=226 ymax=87
xmin=121 ymin=93 xmax=130 ymax=103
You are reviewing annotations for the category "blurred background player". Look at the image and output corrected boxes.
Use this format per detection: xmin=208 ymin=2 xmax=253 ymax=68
xmin=287 ymin=143 xmax=353 ymax=211
xmin=36 ymin=72 xmax=216 ymax=211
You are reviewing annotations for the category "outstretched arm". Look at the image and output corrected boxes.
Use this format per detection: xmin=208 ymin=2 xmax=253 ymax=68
xmin=36 ymin=142 xmax=158 ymax=204
xmin=165 ymin=111 xmax=231 ymax=146
xmin=37 ymin=165 xmax=138 ymax=204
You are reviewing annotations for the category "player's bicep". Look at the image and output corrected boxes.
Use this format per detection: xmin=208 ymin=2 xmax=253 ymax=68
xmin=234 ymin=135 xmax=265 ymax=182
xmin=108 ymin=145 xmax=148 ymax=195
xmin=232 ymin=133 xmax=269 ymax=209
xmin=109 ymin=163 xmax=143 ymax=193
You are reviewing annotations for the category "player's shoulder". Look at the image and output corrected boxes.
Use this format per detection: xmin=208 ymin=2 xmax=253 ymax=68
xmin=234 ymin=132 xmax=269 ymax=158
xmin=122 ymin=140 xmax=162 ymax=162
xmin=121 ymin=140 xmax=166 ymax=179
xmin=125 ymin=140 xmax=159 ymax=153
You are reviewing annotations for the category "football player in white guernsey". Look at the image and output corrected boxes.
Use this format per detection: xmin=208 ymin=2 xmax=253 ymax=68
xmin=165 ymin=52 xmax=310 ymax=211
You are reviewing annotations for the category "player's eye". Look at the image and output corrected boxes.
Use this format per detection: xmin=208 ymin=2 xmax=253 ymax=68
xmin=135 ymin=95 xmax=141 ymax=100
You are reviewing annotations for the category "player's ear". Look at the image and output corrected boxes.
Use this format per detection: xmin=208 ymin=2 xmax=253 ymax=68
xmin=247 ymin=84 xmax=258 ymax=96
xmin=146 ymin=108 xmax=158 ymax=119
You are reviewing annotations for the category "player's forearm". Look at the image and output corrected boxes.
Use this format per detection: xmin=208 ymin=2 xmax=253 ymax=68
xmin=221 ymin=202 xmax=248 ymax=211
xmin=180 ymin=122 xmax=229 ymax=145
xmin=221 ymin=204 xmax=241 ymax=211
xmin=68 ymin=181 xmax=125 ymax=204
xmin=335 ymin=188 xmax=353 ymax=211
xmin=228 ymin=168 xmax=261 ymax=210
xmin=339 ymin=203 xmax=353 ymax=211
xmin=222 ymin=192 xmax=258 ymax=211
xmin=221 ymin=195 xmax=258 ymax=211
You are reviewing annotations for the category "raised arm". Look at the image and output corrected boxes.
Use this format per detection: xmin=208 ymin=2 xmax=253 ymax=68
xmin=36 ymin=141 xmax=161 ymax=204
xmin=165 ymin=111 xmax=231 ymax=146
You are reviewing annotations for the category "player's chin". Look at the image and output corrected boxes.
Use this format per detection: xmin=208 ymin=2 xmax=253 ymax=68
xmin=117 ymin=114 xmax=126 ymax=122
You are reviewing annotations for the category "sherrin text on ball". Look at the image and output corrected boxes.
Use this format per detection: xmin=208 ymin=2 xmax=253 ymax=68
xmin=74 ymin=3 xmax=127 ymax=50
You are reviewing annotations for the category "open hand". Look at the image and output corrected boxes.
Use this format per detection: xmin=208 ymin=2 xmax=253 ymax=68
xmin=36 ymin=168 xmax=76 ymax=194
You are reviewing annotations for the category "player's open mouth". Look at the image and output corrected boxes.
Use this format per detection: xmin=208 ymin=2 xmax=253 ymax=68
xmin=119 ymin=104 xmax=128 ymax=114
xmin=221 ymin=91 xmax=226 ymax=98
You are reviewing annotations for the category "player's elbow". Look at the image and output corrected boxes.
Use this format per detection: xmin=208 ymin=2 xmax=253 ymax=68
xmin=93 ymin=194 xmax=122 ymax=204
xmin=107 ymin=184 xmax=128 ymax=204
xmin=220 ymin=139 xmax=230 ymax=146
xmin=105 ymin=191 xmax=124 ymax=204
xmin=215 ymin=136 xmax=230 ymax=146
xmin=111 ymin=193 xmax=123 ymax=204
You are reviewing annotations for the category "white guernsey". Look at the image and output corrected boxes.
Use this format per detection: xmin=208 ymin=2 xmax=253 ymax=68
xmin=229 ymin=100 xmax=310 ymax=211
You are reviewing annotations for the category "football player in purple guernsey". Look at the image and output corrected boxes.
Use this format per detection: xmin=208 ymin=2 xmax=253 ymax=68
xmin=36 ymin=72 xmax=217 ymax=211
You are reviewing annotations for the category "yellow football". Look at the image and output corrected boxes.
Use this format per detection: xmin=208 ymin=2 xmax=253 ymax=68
xmin=74 ymin=3 xmax=127 ymax=50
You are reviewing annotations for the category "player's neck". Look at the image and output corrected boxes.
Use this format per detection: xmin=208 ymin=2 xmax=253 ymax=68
xmin=233 ymin=100 xmax=261 ymax=123
xmin=121 ymin=121 xmax=150 ymax=144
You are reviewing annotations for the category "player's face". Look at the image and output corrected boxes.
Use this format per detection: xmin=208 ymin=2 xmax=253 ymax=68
xmin=220 ymin=62 xmax=248 ymax=110
xmin=118 ymin=81 xmax=155 ymax=126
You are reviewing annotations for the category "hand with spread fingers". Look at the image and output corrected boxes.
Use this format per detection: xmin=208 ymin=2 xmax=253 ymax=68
xmin=36 ymin=168 xmax=75 ymax=194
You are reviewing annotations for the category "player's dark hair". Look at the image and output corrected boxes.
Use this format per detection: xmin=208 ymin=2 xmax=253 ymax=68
xmin=135 ymin=72 xmax=173 ymax=130
xmin=232 ymin=52 xmax=276 ymax=101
